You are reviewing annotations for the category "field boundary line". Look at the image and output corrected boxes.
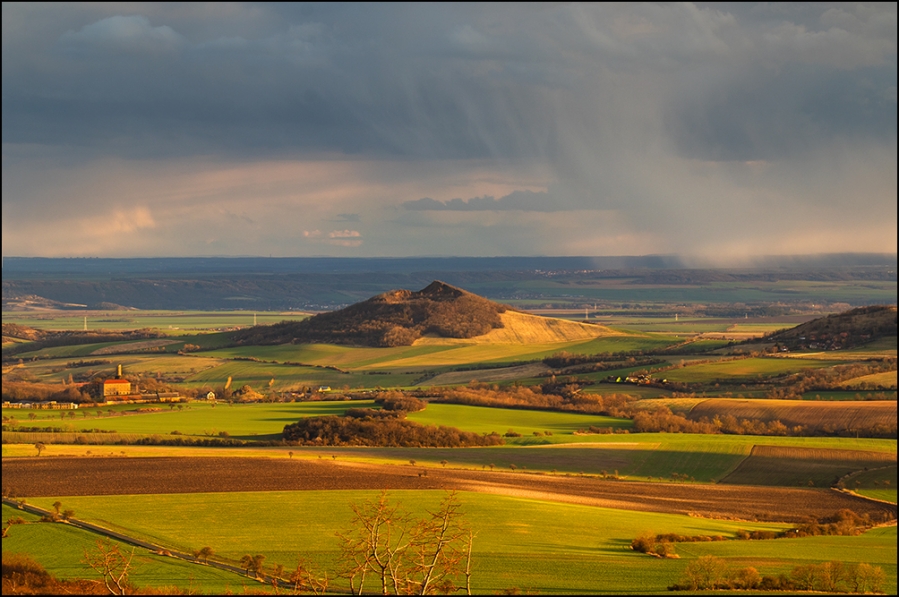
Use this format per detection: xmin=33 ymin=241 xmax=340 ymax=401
xmin=0 ymin=497 xmax=286 ymax=591
xmin=713 ymin=444 xmax=756 ymax=484
xmin=830 ymin=487 xmax=899 ymax=508
xmin=837 ymin=463 xmax=899 ymax=506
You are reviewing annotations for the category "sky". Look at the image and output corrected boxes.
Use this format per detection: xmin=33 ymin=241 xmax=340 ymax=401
xmin=2 ymin=3 xmax=896 ymax=263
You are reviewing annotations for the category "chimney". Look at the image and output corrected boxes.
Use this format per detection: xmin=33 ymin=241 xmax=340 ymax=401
xmin=117 ymin=364 xmax=123 ymax=379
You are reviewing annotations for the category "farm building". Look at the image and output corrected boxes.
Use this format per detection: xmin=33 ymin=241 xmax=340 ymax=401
xmin=2 ymin=401 xmax=78 ymax=409
xmin=103 ymin=379 xmax=132 ymax=397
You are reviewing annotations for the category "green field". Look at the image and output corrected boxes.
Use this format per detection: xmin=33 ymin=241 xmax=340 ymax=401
xmin=849 ymin=465 xmax=898 ymax=503
xmin=18 ymin=490 xmax=896 ymax=595
xmin=407 ymin=403 xmax=631 ymax=436
xmin=2 ymin=400 xmax=378 ymax=440
xmin=1 ymin=504 xmax=251 ymax=594
xmin=1 ymin=311 xmax=309 ymax=332
xmin=663 ymin=356 xmax=836 ymax=383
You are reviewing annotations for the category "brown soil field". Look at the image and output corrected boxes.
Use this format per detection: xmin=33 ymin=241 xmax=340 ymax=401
xmin=720 ymin=445 xmax=897 ymax=488
xmin=3 ymin=457 xmax=895 ymax=524
xmin=688 ymin=398 xmax=897 ymax=431
xmin=426 ymin=363 xmax=551 ymax=385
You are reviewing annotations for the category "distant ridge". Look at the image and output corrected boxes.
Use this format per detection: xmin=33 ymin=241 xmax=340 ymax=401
xmin=768 ymin=305 xmax=897 ymax=350
xmin=232 ymin=281 xmax=508 ymax=347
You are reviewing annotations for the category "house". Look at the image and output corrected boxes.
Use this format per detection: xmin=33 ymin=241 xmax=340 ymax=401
xmin=103 ymin=379 xmax=131 ymax=397
xmin=317 ymin=386 xmax=331 ymax=392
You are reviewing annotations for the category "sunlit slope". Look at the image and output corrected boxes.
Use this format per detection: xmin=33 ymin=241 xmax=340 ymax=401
xmin=415 ymin=310 xmax=617 ymax=345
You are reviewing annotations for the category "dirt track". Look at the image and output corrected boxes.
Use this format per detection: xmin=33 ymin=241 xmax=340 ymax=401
xmin=4 ymin=457 xmax=895 ymax=524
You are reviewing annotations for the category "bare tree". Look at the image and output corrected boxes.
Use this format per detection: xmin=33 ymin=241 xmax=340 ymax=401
xmin=336 ymin=490 xmax=474 ymax=595
xmin=410 ymin=491 xmax=475 ymax=595
xmin=289 ymin=557 xmax=330 ymax=595
xmin=34 ymin=442 xmax=46 ymax=457
xmin=336 ymin=491 xmax=415 ymax=595
xmin=82 ymin=538 xmax=137 ymax=595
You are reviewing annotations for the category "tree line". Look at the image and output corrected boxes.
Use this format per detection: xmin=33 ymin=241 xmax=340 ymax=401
xmin=283 ymin=409 xmax=504 ymax=448
xmin=668 ymin=555 xmax=885 ymax=593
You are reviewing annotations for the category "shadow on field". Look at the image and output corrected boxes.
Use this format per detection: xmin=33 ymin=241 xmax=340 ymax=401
xmin=231 ymin=433 xmax=282 ymax=441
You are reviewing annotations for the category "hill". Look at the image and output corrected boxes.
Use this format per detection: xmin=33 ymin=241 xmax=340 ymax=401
xmin=414 ymin=310 xmax=616 ymax=345
xmin=767 ymin=305 xmax=897 ymax=351
xmin=231 ymin=281 xmax=507 ymax=347
xmin=231 ymin=281 xmax=610 ymax=348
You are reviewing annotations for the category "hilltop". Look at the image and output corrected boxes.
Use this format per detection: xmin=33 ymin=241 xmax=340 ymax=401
xmin=231 ymin=281 xmax=609 ymax=347
xmin=768 ymin=305 xmax=897 ymax=351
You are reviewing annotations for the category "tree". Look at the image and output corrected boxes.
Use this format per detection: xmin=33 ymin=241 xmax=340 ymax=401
xmin=240 ymin=554 xmax=254 ymax=577
xmin=34 ymin=442 xmax=46 ymax=457
xmin=252 ymin=554 xmax=266 ymax=578
xmin=61 ymin=509 xmax=75 ymax=521
xmin=850 ymin=562 xmax=885 ymax=593
xmin=3 ymin=516 xmax=26 ymax=538
xmin=240 ymin=553 xmax=266 ymax=578
xmin=410 ymin=491 xmax=475 ymax=595
xmin=289 ymin=557 xmax=330 ymax=595
xmin=682 ymin=555 xmax=727 ymax=590
xmin=82 ymin=538 xmax=136 ymax=595
xmin=336 ymin=490 xmax=474 ymax=595
xmin=194 ymin=546 xmax=214 ymax=565
xmin=52 ymin=501 xmax=62 ymax=516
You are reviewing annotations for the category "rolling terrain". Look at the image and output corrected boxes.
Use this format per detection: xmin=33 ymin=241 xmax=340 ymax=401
xmin=2 ymin=274 xmax=896 ymax=595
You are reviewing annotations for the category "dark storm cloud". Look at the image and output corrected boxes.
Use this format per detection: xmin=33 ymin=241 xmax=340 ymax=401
xmin=3 ymin=3 xmax=895 ymax=163
xmin=2 ymin=4 xmax=557 ymax=160
xmin=2 ymin=3 xmax=896 ymax=259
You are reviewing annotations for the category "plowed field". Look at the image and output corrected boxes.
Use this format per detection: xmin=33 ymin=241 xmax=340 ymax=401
xmin=4 ymin=457 xmax=895 ymax=524
xmin=688 ymin=398 xmax=897 ymax=431
xmin=720 ymin=445 xmax=897 ymax=488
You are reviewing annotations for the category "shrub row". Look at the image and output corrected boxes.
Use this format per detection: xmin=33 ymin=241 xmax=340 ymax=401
xmin=283 ymin=414 xmax=504 ymax=448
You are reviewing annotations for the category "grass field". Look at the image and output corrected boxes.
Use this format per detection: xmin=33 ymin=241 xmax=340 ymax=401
xmin=15 ymin=490 xmax=895 ymax=595
xmin=1 ymin=504 xmax=251 ymax=594
xmin=14 ymin=491 xmax=895 ymax=593
xmin=848 ymin=465 xmax=898 ymax=503
xmin=2 ymin=400 xmax=378 ymax=440
xmin=840 ymin=370 xmax=898 ymax=389
xmin=1 ymin=311 xmax=309 ymax=332
xmin=663 ymin=357 xmax=835 ymax=383
xmin=407 ymin=403 xmax=632 ymax=436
